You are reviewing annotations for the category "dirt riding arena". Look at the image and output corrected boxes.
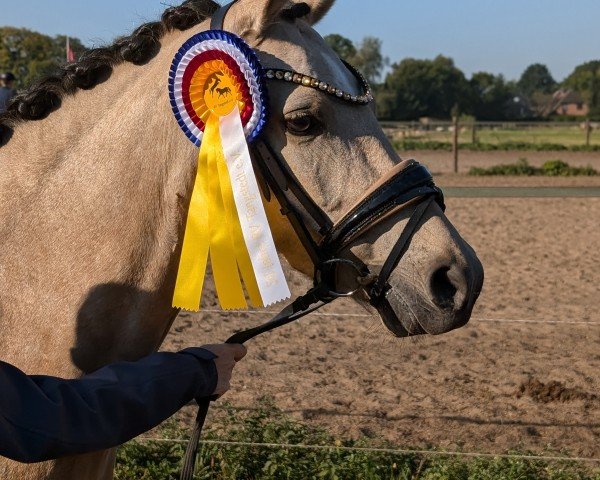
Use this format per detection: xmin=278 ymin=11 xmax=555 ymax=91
xmin=162 ymin=151 xmax=600 ymax=459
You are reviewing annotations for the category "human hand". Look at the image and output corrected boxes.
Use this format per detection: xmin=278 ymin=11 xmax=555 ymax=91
xmin=200 ymin=344 xmax=247 ymax=396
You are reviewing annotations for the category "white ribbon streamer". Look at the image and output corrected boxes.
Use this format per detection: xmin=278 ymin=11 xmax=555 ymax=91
xmin=220 ymin=106 xmax=291 ymax=306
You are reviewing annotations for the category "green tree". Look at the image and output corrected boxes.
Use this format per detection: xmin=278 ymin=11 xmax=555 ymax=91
xmin=517 ymin=63 xmax=556 ymax=96
xmin=324 ymin=34 xmax=356 ymax=61
xmin=563 ymin=60 xmax=600 ymax=116
xmin=378 ymin=55 xmax=471 ymax=120
xmin=324 ymin=34 xmax=387 ymax=85
xmin=352 ymin=36 xmax=388 ymax=84
xmin=470 ymin=72 xmax=516 ymax=120
xmin=0 ymin=27 xmax=86 ymax=88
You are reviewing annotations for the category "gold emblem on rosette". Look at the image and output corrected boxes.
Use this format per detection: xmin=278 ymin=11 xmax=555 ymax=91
xmin=188 ymin=60 xmax=245 ymax=120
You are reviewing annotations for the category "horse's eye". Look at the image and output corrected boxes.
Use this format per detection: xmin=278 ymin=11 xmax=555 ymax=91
xmin=285 ymin=114 xmax=318 ymax=136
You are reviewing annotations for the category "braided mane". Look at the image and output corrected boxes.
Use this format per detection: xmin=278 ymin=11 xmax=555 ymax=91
xmin=0 ymin=0 xmax=219 ymax=146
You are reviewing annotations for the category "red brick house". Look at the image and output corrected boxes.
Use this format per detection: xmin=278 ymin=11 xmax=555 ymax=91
xmin=548 ymin=88 xmax=589 ymax=117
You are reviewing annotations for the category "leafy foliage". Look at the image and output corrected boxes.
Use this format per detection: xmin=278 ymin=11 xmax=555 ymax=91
xmin=321 ymin=33 xmax=597 ymax=121
xmin=469 ymin=158 xmax=598 ymax=176
xmin=378 ymin=55 xmax=472 ymax=120
xmin=469 ymin=158 xmax=538 ymax=176
xmin=540 ymin=159 xmax=599 ymax=176
xmin=470 ymin=72 xmax=516 ymax=121
xmin=324 ymin=34 xmax=357 ymax=62
xmin=352 ymin=37 xmax=388 ymax=84
xmin=115 ymin=399 xmax=599 ymax=480
xmin=0 ymin=27 xmax=86 ymax=88
xmin=518 ymin=63 xmax=557 ymax=96
xmin=324 ymin=34 xmax=388 ymax=85
xmin=563 ymin=61 xmax=600 ymax=117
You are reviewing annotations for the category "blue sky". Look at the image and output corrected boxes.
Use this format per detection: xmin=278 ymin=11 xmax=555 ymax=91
xmin=1 ymin=0 xmax=598 ymax=81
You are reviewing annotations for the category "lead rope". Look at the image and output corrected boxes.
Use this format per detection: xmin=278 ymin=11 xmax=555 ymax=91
xmin=179 ymin=286 xmax=332 ymax=480
xmin=178 ymin=196 xmax=438 ymax=480
xmin=178 ymin=195 xmax=438 ymax=479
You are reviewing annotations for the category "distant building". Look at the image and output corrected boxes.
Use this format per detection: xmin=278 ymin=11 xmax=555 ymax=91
xmin=547 ymin=88 xmax=589 ymax=117
xmin=504 ymin=95 xmax=534 ymax=120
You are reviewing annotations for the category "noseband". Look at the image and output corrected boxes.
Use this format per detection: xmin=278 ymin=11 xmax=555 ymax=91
xmin=180 ymin=3 xmax=445 ymax=478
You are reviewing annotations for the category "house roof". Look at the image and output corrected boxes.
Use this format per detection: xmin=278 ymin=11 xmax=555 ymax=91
xmin=552 ymin=88 xmax=585 ymax=106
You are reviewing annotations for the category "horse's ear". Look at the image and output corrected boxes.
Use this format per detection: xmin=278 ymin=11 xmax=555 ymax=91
xmin=302 ymin=0 xmax=335 ymax=25
xmin=230 ymin=0 xmax=290 ymax=39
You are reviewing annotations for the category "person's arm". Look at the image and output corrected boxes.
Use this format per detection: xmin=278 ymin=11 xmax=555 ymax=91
xmin=0 ymin=346 xmax=236 ymax=463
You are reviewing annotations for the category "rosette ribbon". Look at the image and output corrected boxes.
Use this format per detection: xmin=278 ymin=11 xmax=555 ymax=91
xmin=168 ymin=31 xmax=290 ymax=311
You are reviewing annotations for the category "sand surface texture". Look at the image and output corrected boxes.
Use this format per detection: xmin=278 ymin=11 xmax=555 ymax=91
xmin=162 ymin=176 xmax=599 ymax=458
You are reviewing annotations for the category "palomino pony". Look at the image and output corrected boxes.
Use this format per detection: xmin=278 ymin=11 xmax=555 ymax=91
xmin=0 ymin=0 xmax=484 ymax=478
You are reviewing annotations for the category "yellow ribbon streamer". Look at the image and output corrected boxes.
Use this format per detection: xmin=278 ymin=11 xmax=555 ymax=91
xmin=214 ymin=129 xmax=263 ymax=308
xmin=205 ymin=116 xmax=248 ymax=309
xmin=172 ymin=126 xmax=211 ymax=311
xmin=173 ymin=114 xmax=264 ymax=311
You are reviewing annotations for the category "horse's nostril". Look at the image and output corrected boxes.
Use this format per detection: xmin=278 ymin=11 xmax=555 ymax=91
xmin=430 ymin=267 xmax=456 ymax=309
xmin=429 ymin=265 xmax=468 ymax=311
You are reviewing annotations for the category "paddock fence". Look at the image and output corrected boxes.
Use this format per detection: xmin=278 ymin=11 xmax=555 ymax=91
xmin=134 ymin=437 xmax=600 ymax=464
xmin=381 ymin=120 xmax=599 ymax=173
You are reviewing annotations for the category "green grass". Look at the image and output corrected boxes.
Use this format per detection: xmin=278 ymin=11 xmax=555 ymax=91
xmin=469 ymin=158 xmax=599 ymax=176
xmin=395 ymin=126 xmax=599 ymax=147
xmin=393 ymin=139 xmax=600 ymax=152
xmin=114 ymin=399 xmax=600 ymax=480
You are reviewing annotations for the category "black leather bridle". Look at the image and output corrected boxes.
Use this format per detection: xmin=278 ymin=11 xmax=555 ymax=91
xmin=179 ymin=3 xmax=445 ymax=478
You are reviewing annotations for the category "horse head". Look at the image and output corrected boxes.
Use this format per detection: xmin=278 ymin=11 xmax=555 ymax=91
xmin=220 ymin=0 xmax=484 ymax=336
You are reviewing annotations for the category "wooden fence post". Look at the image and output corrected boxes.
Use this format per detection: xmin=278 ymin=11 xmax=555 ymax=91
xmin=471 ymin=122 xmax=477 ymax=144
xmin=452 ymin=116 xmax=459 ymax=173
xmin=585 ymin=119 xmax=592 ymax=147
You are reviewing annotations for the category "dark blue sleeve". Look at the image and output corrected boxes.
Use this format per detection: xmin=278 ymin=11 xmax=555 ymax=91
xmin=0 ymin=348 xmax=217 ymax=463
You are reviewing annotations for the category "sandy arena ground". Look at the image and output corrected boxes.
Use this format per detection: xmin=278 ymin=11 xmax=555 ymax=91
xmin=162 ymin=159 xmax=599 ymax=458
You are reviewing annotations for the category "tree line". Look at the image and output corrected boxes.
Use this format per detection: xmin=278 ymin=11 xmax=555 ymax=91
xmin=325 ymin=34 xmax=600 ymax=121
xmin=0 ymin=27 xmax=86 ymax=88
xmin=1 ymin=27 xmax=598 ymax=121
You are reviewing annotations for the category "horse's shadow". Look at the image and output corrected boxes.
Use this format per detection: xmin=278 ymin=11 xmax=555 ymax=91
xmin=71 ymin=283 xmax=176 ymax=374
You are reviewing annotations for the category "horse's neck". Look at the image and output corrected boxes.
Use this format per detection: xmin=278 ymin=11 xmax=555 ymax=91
xmin=0 ymin=28 xmax=202 ymax=375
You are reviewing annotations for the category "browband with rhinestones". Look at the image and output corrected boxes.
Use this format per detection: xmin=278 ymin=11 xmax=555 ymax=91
xmin=264 ymin=60 xmax=374 ymax=105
